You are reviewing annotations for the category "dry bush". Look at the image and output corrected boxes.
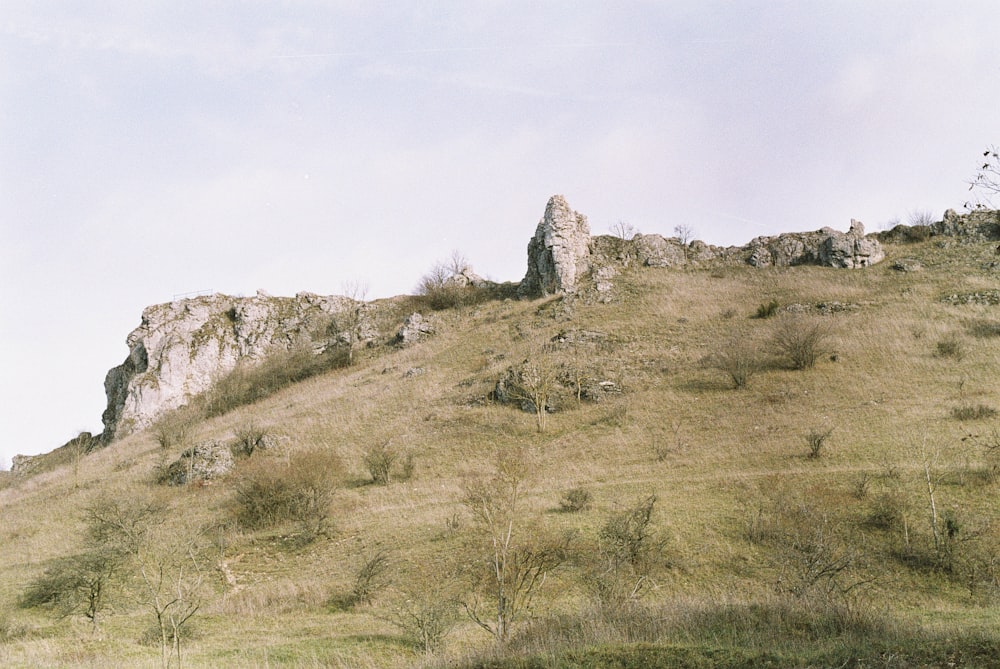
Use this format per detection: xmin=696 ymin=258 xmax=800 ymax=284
xmin=907 ymin=209 xmax=937 ymax=227
xmin=349 ymin=548 xmax=393 ymax=607
xmin=231 ymin=421 xmax=273 ymax=459
xmin=935 ymin=335 xmax=965 ymax=360
xmin=805 ymin=428 xmax=834 ymax=459
xmin=703 ymin=334 xmax=761 ymax=389
xmin=232 ymin=449 xmax=343 ymax=542
xmin=152 ymin=411 xmax=194 ymax=452
xmin=203 ymin=344 xmax=349 ymax=418
xmin=770 ymin=315 xmax=833 ymax=370
xmin=586 ymin=495 xmax=668 ymax=614
xmin=967 ymin=319 xmax=1000 ymax=339
xmin=381 ymin=578 xmax=461 ymax=653
xmin=0 ymin=611 xmax=32 ymax=643
xmin=415 ymin=252 xmax=492 ymax=310
xmin=755 ymin=299 xmax=780 ymax=319
xmin=363 ymin=442 xmax=398 ymax=486
xmin=559 ymin=487 xmax=593 ymax=513
xmin=461 ymin=447 xmax=571 ymax=642
xmin=951 ymin=404 xmax=998 ymax=421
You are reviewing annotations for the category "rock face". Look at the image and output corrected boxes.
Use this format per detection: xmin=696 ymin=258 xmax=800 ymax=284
xmin=395 ymin=313 xmax=435 ymax=347
xmin=935 ymin=209 xmax=1000 ymax=241
xmin=747 ymin=220 xmax=884 ymax=268
xmin=521 ymin=195 xmax=592 ymax=296
xmin=102 ymin=291 xmax=370 ymax=441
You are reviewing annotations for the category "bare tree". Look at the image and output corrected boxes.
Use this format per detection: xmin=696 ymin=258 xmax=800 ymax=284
xmin=609 ymin=220 xmax=637 ymax=240
xmin=967 ymin=145 xmax=1000 ymax=208
xmin=334 ymin=280 xmax=369 ymax=366
xmin=673 ymin=224 xmax=694 ymax=246
xmin=461 ymin=448 xmax=569 ymax=643
xmin=137 ymin=543 xmax=204 ymax=669
xmin=506 ymin=358 xmax=560 ymax=432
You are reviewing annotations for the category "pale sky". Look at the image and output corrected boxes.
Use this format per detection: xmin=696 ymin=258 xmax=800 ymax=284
xmin=2 ymin=1 xmax=998 ymax=468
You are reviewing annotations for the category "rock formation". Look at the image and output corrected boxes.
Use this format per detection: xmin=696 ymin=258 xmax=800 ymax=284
xmin=935 ymin=208 xmax=1000 ymax=241
xmin=101 ymin=291 xmax=372 ymax=441
xmin=521 ymin=195 xmax=592 ymax=296
xmin=746 ymin=220 xmax=884 ymax=268
xmin=76 ymin=196 xmax=903 ymax=455
xmin=159 ymin=440 xmax=234 ymax=486
xmin=395 ymin=313 xmax=435 ymax=347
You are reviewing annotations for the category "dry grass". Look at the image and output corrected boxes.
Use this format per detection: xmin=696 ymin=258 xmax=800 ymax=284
xmin=2 ymin=237 xmax=1000 ymax=666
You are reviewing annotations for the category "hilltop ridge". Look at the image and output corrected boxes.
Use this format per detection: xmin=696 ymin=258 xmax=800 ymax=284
xmin=18 ymin=197 xmax=1000 ymax=472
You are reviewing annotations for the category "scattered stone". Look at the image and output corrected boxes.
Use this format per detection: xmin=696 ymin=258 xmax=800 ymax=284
xmin=550 ymin=329 xmax=608 ymax=345
xmin=941 ymin=291 xmax=1000 ymax=306
xmin=403 ymin=367 xmax=426 ymax=378
xmin=892 ymin=258 xmax=923 ymax=272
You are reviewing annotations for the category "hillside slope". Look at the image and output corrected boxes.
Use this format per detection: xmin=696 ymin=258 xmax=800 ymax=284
xmin=2 ymin=229 xmax=1000 ymax=668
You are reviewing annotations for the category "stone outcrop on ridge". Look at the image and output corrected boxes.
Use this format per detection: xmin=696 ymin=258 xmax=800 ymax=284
xmin=101 ymin=291 xmax=372 ymax=441
xmin=520 ymin=195 xmax=593 ymax=296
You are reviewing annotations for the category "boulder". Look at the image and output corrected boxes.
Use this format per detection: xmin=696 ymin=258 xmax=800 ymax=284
xmin=395 ymin=313 xmax=435 ymax=347
xmin=159 ymin=440 xmax=234 ymax=486
xmin=521 ymin=195 xmax=592 ymax=296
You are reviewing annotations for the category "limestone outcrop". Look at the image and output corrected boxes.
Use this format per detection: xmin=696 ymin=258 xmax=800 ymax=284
xmin=934 ymin=209 xmax=1000 ymax=241
xmin=102 ymin=291 xmax=371 ymax=441
xmin=521 ymin=195 xmax=592 ymax=296
xmin=746 ymin=220 xmax=884 ymax=268
xmin=159 ymin=440 xmax=234 ymax=486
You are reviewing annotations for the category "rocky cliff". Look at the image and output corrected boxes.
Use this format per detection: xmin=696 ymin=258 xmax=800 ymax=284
xmin=101 ymin=291 xmax=373 ymax=441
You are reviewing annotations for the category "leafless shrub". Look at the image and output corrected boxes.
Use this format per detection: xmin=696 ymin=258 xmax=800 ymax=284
xmin=559 ymin=487 xmax=592 ymax=513
xmin=415 ymin=251 xmax=490 ymax=310
xmin=907 ymin=209 xmax=937 ymax=227
xmin=967 ymin=319 xmax=1000 ymax=339
xmin=770 ymin=315 xmax=833 ymax=370
xmin=967 ymin=145 xmax=1000 ymax=208
xmin=346 ymin=548 xmax=393 ymax=607
xmin=703 ymin=334 xmax=761 ymax=389
xmin=587 ymin=495 xmax=666 ymax=613
xmin=232 ymin=449 xmax=343 ymax=542
xmin=363 ymin=442 xmax=398 ymax=486
xmin=951 ymin=404 xmax=998 ymax=421
xmin=231 ymin=422 xmax=272 ymax=459
xmin=806 ymin=428 xmax=834 ymax=459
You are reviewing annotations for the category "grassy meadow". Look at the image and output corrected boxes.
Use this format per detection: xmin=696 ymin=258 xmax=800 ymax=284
xmin=2 ymin=234 xmax=1000 ymax=668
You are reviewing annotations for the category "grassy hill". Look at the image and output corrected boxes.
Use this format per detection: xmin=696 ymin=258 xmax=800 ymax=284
xmin=2 ymin=233 xmax=1000 ymax=668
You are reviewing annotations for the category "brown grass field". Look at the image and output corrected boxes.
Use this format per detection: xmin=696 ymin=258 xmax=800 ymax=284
xmin=2 ymin=235 xmax=1000 ymax=668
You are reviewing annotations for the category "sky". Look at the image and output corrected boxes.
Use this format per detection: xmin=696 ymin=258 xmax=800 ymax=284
xmin=2 ymin=1 xmax=999 ymax=468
